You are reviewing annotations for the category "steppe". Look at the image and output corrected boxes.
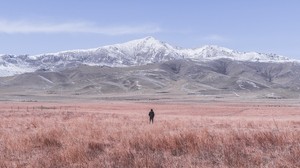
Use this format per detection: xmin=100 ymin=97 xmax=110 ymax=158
xmin=0 ymin=95 xmax=300 ymax=167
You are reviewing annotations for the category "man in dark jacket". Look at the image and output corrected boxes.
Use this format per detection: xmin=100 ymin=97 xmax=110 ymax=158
xmin=148 ymin=109 xmax=155 ymax=124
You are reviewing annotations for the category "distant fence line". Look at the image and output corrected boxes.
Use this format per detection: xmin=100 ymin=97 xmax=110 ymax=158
xmin=7 ymin=105 xmax=80 ymax=113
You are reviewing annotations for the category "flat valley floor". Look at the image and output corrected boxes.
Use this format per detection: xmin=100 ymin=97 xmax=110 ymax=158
xmin=1 ymin=99 xmax=300 ymax=167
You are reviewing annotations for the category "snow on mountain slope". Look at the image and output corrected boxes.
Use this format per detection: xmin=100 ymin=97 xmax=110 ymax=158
xmin=0 ymin=55 xmax=36 ymax=76
xmin=0 ymin=37 xmax=295 ymax=77
xmin=179 ymin=45 xmax=290 ymax=62
xmin=32 ymin=36 xmax=183 ymax=66
xmin=30 ymin=37 xmax=293 ymax=64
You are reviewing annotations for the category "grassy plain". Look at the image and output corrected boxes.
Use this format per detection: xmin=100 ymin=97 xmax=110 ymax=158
xmin=0 ymin=101 xmax=299 ymax=167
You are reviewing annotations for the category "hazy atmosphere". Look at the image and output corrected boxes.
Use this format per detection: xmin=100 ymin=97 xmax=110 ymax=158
xmin=1 ymin=0 xmax=300 ymax=59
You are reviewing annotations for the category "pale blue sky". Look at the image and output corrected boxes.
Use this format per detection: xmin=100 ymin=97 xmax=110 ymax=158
xmin=0 ymin=0 xmax=300 ymax=59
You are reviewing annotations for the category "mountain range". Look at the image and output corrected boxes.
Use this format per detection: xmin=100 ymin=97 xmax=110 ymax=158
xmin=0 ymin=37 xmax=299 ymax=101
xmin=0 ymin=36 xmax=294 ymax=77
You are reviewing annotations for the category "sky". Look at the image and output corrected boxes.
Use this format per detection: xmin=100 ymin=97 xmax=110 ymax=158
xmin=1 ymin=0 xmax=300 ymax=59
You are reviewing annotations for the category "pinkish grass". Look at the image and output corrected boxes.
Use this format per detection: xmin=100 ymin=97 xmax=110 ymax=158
xmin=0 ymin=102 xmax=299 ymax=167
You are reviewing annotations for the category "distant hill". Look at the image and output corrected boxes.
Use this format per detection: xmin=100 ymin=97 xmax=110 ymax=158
xmin=1 ymin=59 xmax=300 ymax=99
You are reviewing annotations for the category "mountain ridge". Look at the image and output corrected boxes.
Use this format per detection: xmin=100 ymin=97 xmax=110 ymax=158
xmin=0 ymin=37 xmax=296 ymax=77
xmin=1 ymin=59 xmax=300 ymax=100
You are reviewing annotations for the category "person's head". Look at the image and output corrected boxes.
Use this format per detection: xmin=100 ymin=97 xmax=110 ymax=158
xmin=150 ymin=109 xmax=153 ymax=112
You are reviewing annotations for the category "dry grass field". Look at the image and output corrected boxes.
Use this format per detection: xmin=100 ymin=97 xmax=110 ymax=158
xmin=0 ymin=101 xmax=300 ymax=167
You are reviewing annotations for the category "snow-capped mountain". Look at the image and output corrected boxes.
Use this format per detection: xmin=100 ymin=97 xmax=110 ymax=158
xmin=179 ymin=45 xmax=291 ymax=62
xmin=0 ymin=37 xmax=295 ymax=77
xmin=30 ymin=36 xmax=184 ymax=66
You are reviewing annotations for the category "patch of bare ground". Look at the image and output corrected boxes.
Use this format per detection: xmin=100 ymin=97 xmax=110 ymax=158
xmin=0 ymin=101 xmax=299 ymax=167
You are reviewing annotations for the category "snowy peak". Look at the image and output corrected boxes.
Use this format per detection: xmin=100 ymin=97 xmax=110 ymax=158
xmin=117 ymin=36 xmax=162 ymax=47
xmin=197 ymin=45 xmax=234 ymax=53
xmin=182 ymin=45 xmax=237 ymax=59
xmin=179 ymin=44 xmax=291 ymax=62
xmin=32 ymin=37 xmax=291 ymax=63
xmin=128 ymin=36 xmax=171 ymax=48
xmin=0 ymin=37 xmax=296 ymax=77
xmin=103 ymin=36 xmax=176 ymax=54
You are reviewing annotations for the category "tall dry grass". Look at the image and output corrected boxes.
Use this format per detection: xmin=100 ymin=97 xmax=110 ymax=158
xmin=0 ymin=103 xmax=299 ymax=167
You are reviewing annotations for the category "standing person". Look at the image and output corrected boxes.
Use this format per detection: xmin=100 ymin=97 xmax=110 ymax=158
xmin=149 ymin=109 xmax=155 ymax=124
